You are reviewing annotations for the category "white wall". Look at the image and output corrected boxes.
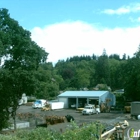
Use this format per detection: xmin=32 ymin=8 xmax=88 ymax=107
xmin=58 ymin=97 xmax=68 ymax=108
xmin=50 ymin=102 xmax=64 ymax=110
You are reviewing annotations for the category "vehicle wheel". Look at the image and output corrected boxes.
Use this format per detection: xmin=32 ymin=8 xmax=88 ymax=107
xmin=96 ymin=111 xmax=99 ymax=114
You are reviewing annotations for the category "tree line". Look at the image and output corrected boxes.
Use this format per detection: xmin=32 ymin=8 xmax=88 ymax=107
xmin=56 ymin=49 xmax=140 ymax=100
xmin=0 ymin=8 xmax=140 ymax=130
xmin=55 ymin=52 xmax=129 ymax=92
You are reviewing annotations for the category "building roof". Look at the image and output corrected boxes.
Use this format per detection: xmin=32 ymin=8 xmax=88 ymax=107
xmin=58 ymin=91 xmax=109 ymax=98
xmin=114 ymin=89 xmax=124 ymax=94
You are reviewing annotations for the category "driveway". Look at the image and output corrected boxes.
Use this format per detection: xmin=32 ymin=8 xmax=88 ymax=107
xmin=16 ymin=105 xmax=140 ymax=139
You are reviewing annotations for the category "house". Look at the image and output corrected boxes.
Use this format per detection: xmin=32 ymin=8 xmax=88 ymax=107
xmin=57 ymin=91 xmax=116 ymax=108
xmin=114 ymin=89 xmax=124 ymax=95
xmin=94 ymin=84 xmax=111 ymax=91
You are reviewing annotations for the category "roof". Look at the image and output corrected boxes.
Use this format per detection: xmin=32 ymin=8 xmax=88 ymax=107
xmin=114 ymin=89 xmax=124 ymax=94
xmin=58 ymin=91 xmax=109 ymax=98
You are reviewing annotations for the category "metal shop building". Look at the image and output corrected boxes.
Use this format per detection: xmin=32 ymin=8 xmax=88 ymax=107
xmin=58 ymin=91 xmax=116 ymax=108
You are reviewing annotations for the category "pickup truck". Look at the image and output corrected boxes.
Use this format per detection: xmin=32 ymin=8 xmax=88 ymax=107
xmin=82 ymin=105 xmax=100 ymax=115
xmin=32 ymin=99 xmax=47 ymax=109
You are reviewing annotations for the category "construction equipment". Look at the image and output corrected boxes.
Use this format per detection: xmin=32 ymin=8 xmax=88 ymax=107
xmin=76 ymin=108 xmax=84 ymax=112
xmin=100 ymin=99 xmax=111 ymax=113
xmin=101 ymin=120 xmax=129 ymax=140
xmin=41 ymin=103 xmax=51 ymax=111
xmin=124 ymin=102 xmax=131 ymax=113
xmin=41 ymin=102 xmax=64 ymax=111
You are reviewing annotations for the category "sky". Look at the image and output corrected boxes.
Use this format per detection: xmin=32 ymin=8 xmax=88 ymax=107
xmin=1 ymin=0 xmax=140 ymax=64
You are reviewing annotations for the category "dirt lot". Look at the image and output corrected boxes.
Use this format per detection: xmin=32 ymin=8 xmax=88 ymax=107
xmin=16 ymin=105 xmax=140 ymax=139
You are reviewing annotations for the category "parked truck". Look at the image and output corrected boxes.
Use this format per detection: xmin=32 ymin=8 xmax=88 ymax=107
xmin=131 ymin=101 xmax=140 ymax=119
xmin=32 ymin=99 xmax=47 ymax=109
xmin=82 ymin=105 xmax=100 ymax=115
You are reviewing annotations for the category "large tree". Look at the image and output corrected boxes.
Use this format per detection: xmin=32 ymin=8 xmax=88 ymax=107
xmin=95 ymin=50 xmax=110 ymax=85
xmin=108 ymin=58 xmax=121 ymax=90
xmin=34 ymin=63 xmax=60 ymax=99
xmin=124 ymin=48 xmax=140 ymax=101
xmin=0 ymin=8 xmax=48 ymax=130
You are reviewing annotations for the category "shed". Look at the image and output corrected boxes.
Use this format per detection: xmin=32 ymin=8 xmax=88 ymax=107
xmin=58 ymin=91 xmax=116 ymax=108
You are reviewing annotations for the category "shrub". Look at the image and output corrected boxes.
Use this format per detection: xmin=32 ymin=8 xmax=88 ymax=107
xmin=0 ymin=134 xmax=18 ymax=140
xmin=61 ymin=121 xmax=104 ymax=140
xmin=0 ymin=121 xmax=104 ymax=140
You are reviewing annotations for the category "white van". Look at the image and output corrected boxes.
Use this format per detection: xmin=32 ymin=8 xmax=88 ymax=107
xmin=32 ymin=99 xmax=47 ymax=109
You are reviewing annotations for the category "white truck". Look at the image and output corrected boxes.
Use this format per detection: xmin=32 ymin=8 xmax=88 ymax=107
xmin=82 ymin=105 xmax=100 ymax=115
xmin=32 ymin=99 xmax=47 ymax=109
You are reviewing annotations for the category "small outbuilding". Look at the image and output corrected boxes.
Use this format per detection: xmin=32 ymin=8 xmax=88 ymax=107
xmin=58 ymin=91 xmax=116 ymax=108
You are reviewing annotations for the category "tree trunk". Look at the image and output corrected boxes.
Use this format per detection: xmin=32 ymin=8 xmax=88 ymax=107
xmin=13 ymin=112 xmax=17 ymax=130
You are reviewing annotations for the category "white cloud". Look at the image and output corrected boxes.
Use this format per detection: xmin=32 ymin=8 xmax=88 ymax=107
xmin=31 ymin=21 xmax=140 ymax=64
xmin=137 ymin=17 xmax=140 ymax=22
xmin=129 ymin=16 xmax=140 ymax=22
xmin=102 ymin=3 xmax=140 ymax=15
xmin=103 ymin=7 xmax=130 ymax=15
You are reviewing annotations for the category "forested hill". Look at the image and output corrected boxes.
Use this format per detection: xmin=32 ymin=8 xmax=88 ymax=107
xmin=53 ymin=51 xmax=140 ymax=101
xmin=55 ymin=53 xmax=125 ymax=91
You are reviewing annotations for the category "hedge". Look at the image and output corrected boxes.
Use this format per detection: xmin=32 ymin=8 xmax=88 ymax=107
xmin=0 ymin=121 xmax=104 ymax=140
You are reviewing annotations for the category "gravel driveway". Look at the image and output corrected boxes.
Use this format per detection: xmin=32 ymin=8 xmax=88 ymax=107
xmin=16 ymin=105 xmax=140 ymax=139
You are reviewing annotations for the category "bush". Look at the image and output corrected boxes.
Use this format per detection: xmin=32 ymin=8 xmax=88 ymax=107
xmin=61 ymin=121 xmax=104 ymax=140
xmin=15 ymin=128 xmax=60 ymax=140
xmin=0 ymin=134 xmax=18 ymax=140
xmin=0 ymin=121 xmax=104 ymax=140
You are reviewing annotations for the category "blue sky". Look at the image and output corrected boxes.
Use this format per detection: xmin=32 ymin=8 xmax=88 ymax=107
xmin=1 ymin=0 xmax=140 ymax=63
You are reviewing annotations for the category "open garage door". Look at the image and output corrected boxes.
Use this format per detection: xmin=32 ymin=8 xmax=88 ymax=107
xmin=68 ymin=98 xmax=76 ymax=108
xmin=89 ymin=98 xmax=99 ymax=106
xmin=78 ymin=98 xmax=87 ymax=108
